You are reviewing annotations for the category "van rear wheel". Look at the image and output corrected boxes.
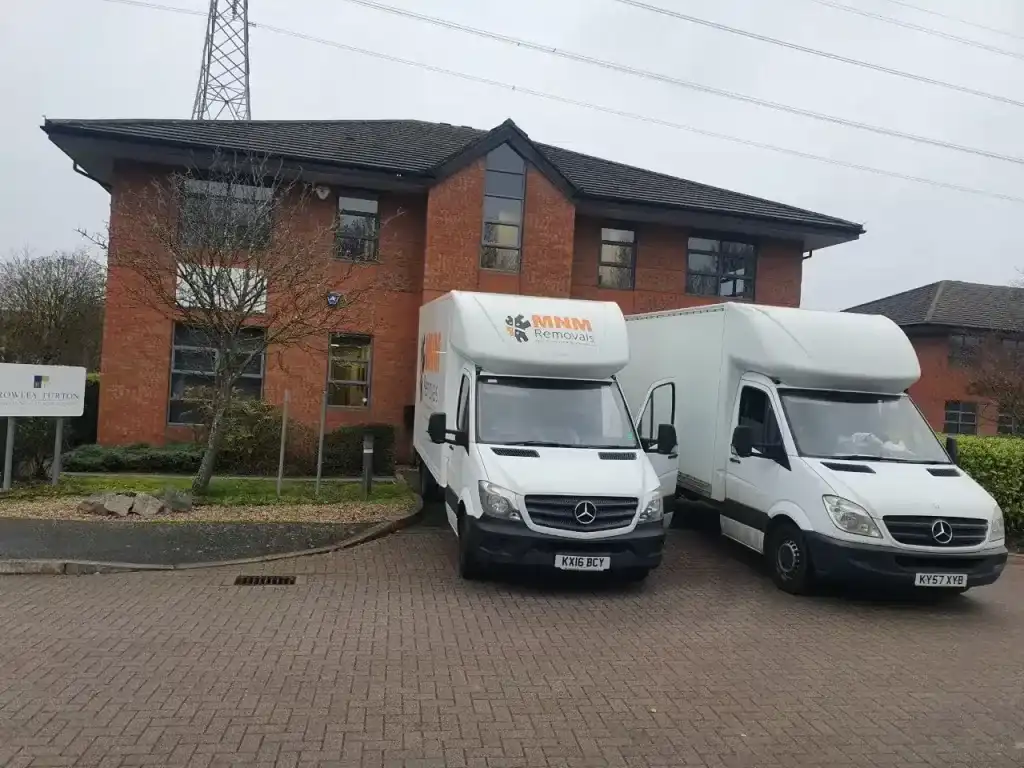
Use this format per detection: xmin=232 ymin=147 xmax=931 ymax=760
xmin=418 ymin=461 xmax=439 ymax=502
xmin=766 ymin=522 xmax=814 ymax=595
xmin=457 ymin=514 xmax=483 ymax=581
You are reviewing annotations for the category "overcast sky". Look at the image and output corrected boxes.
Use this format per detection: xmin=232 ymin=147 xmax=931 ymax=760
xmin=3 ymin=0 xmax=1023 ymax=309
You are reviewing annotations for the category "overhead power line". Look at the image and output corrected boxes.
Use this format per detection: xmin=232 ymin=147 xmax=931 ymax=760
xmin=877 ymin=0 xmax=1024 ymax=42
xmin=610 ymin=0 xmax=1024 ymax=110
xmin=94 ymin=0 xmax=1024 ymax=206
xmin=331 ymin=0 xmax=1024 ymax=166
xmin=802 ymin=0 xmax=1024 ymax=61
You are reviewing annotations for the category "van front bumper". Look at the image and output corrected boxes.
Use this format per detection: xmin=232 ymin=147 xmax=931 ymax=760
xmin=464 ymin=516 xmax=665 ymax=570
xmin=806 ymin=533 xmax=1008 ymax=588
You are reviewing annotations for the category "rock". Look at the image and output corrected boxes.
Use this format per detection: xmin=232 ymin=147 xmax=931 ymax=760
xmin=162 ymin=488 xmax=193 ymax=513
xmin=130 ymin=492 xmax=169 ymax=518
xmin=103 ymin=494 xmax=135 ymax=517
xmin=78 ymin=493 xmax=113 ymax=516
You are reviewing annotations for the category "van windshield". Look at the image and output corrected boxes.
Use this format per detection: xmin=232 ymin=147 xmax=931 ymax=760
xmin=780 ymin=390 xmax=950 ymax=464
xmin=476 ymin=377 xmax=639 ymax=449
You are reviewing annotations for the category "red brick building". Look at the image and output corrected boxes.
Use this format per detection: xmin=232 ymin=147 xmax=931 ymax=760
xmin=44 ymin=117 xmax=864 ymax=457
xmin=847 ymin=280 xmax=1024 ymax=436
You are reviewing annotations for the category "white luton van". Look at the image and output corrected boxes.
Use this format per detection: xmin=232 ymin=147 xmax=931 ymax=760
xmin=414 ymin=291 xmax=676 ymax=581
xmin=618 ymin=302 xmax=1008 ymax=595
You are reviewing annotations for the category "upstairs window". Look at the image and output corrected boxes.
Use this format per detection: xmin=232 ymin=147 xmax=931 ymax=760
xmin=481 ymin=145 xmax=525 ymax=273
xmin=598 ymin=227 xmax=636 ymax=289
xmin=336 ymin=195 xmax=380 ymax=262
xmin=949 ymin=333 xmax=982 ymax=366
xmin=180 ymin=179 xmax=273 ymax=250
xmin=687 ymin=238 xmax=756 ymax=299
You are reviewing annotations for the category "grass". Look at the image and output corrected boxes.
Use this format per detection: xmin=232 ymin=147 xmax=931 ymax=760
xmin=0 ymin=474 xmax=413 ymax=507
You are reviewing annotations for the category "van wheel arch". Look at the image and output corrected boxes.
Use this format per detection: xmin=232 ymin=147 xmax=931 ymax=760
xmin=764 ymin=515 xmax=815 ymax=595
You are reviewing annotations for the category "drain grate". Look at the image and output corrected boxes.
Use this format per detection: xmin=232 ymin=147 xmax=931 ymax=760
xmin=233 ymin=574 xmax=296 ymax=586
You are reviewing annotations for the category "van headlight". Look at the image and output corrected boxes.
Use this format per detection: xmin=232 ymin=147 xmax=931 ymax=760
xmin=478 ymin=481 xmax=521 ymax=521
xmin=990 ymin=506 xmax=1005 ymax=543
xmin=638 ymin=490 xmax=663 ymax=523
xmin=823 ymin=495 xmax=881 ymax=538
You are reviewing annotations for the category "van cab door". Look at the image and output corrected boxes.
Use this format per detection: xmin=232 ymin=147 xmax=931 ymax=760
xmin=724 ymin=380 xmax=790 ymax=552
xmin=445 ymin=369 xmax=473 ymax=531
xmin=636 ymin=380 xmax=678 ymax=527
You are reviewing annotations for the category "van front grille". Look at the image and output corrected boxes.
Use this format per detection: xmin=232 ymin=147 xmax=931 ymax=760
xmin=883 ymin=516 xmax=988 ymax=547
xmin=524 ymin=495 xmax=637 ymax=532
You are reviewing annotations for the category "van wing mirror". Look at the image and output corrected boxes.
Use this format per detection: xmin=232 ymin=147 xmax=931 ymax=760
xmin=731 ymin=425 xmax=754 ymax=458
xmin=427 ymin=412 xmax=448 ymax=444
xmin=655 ymin=424 xmax=677 ymax=455
xmin=945 ymin=435 xmax=959 ymax=466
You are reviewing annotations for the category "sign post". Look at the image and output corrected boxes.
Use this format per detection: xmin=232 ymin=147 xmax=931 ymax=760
xmin=0 ymin=364 xmax=87 ymax=492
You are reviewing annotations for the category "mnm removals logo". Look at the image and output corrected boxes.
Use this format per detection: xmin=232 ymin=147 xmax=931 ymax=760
xmin=419 ymin=331 xmax=443 ymax=403
xmin=506 ymin=313 xmax=595 ymax=345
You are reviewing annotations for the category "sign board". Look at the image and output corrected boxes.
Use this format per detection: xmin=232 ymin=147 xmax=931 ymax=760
xmin=0 ymin=364 xmax=87 ymax=418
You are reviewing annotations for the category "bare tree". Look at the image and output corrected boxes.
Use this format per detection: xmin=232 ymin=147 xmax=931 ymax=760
xmin=968 ymin=337 xmax=1024 ymax=435
xmin=82 ymin=151 xmax=400 ymax=493
xmin=0 ymin=248 xmax=105 ymax=368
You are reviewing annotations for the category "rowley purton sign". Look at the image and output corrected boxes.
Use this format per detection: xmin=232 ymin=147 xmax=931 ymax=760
xmin=0 ymin=364 xmax=87 ymax=418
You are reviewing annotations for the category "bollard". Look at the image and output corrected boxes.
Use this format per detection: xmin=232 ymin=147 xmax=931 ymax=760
xmin=362 ymin=432 xmax=374 ymax=499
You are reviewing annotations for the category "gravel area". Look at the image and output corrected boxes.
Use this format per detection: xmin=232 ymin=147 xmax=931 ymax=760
xmin=0 ymin=496 xmax=417 ymax=523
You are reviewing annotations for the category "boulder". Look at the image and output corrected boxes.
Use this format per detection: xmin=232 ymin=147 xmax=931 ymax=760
xmin=130 ymin=493 xmax=169 ymax=518
xmin=162 ymin=488 xmax=193 ymax=513
xmin=78 ymin=493 xmax=114 ymax=516
xmin=103 ymin=493 xmax=135 ymax=518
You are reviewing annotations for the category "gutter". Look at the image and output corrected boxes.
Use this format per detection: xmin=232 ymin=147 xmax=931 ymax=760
xmin=73 ymin=162 xmax=111 ymax=192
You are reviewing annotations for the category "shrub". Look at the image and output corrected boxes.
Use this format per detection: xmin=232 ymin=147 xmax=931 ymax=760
xmin=321 ymin=423 xmax=395 ymax=477
xmin=954 ymin=435 xmax=1024 ymax=536
xmin=0 ymin=417 xmax=69 ymax=480
xmin=63 ymin=443 xmax=203 ymax=474
xmin=208 ymin=398 xmax=316 ymax=476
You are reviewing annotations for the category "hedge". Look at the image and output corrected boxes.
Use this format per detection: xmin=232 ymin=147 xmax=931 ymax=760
xmin=954 ymin=436 xmax=1024 ymax=536
xmin=63 ymin=424 xmax=396 ymax=478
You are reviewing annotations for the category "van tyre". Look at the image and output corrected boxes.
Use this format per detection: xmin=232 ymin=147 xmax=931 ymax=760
xmin=418 ymin=462 xmax=439 ymax=502
xmin=457 ymin=514 xmax=483 ymax=581
xmin=767 ymin=522 xmax=814 ymax=595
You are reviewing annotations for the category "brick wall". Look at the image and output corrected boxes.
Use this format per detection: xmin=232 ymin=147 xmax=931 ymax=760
xmin=98 ymin=159 xmax=810 ymax=458
xmin=570 ymin=216 xmax=803 ymax=314
xmin=909 ymin=334 xmax=999 ymax=435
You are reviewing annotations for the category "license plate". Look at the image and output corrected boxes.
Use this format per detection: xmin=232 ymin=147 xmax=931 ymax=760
xmin=555 ymin=555 xmax=610 ymax=571
xmin=914 ymin=573 xmax=967 ymax=588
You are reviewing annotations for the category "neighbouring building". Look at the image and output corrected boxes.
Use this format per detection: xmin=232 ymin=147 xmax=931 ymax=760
xmin=44 ymin=117 xmax=864 ymax=458
xmin=846 ymin=280 xmax=1024 ymax=436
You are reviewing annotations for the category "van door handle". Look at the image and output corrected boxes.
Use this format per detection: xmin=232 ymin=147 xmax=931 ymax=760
xmin=667 ymin=453 xmax=678 ymax=459
xmin=729 ymin=457 xmax=741 ymax=464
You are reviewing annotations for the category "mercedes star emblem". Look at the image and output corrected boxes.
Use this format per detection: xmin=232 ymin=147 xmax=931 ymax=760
xmin=931 ymin=518 xmax=954 ymax=544
xmin=574 ymin=500 xmax=597 ymax=525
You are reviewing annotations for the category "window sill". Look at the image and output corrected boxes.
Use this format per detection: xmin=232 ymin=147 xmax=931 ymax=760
xmin=333 ymin=256 xmax=380 ymax=264
xmin=327 ymin=404 xmax=370 ymax=411
xmin=479 ymin=266 xmax=522 ymax=275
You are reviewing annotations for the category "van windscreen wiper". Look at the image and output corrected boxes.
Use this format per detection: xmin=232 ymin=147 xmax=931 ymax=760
xmin=507 ymin=440 xmax=580 ymax=448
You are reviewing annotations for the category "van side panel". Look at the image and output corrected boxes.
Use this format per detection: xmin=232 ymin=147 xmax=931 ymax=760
xmin=413 ymin=295 xmax=453 ymax=488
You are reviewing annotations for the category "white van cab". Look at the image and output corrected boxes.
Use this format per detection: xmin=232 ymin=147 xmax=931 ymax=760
xmin=414 ymin=291 xmax=676 ymax=581
xmin=618 ymin=302 xmax=1008 ymax=594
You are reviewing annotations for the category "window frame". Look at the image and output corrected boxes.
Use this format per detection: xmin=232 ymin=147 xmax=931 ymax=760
xmin=327 ymin=333 xmax=373 ymax=408
xmin=456 ymin=375 xmax=471 ymax=434
xmin=178 ymin=177 xmax=274 ymax=250
xmin=335 ymin=193 xmax=381 ymax=263
xmin=638 ymin=381 xmax=675 ymax=450
xmin=735 ymin=385 xmax=784 ymax=451
xmin=998 ymin=411 xmax=1023 ymax=436
xmin=943 ymin=400 xmax=978 ymax=435
xmin=480 ymin=145 xmax=526 ymax=274
xmin=597 ymin=226 xmax=637 ymax=290
xmin=948 ymin=333 xmax=982 ymax=366
xmin=168 ymin=324 xmax=265 ymax=426
xmin=686 ymin=235 xmax=758 ymax=299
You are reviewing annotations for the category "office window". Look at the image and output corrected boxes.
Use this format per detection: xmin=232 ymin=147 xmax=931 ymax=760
xmin=175 ymin=265 xmax=267 ymax=313
xmin=686 ymin=238 xmax=756 ymax=299
xmin=180 ymin=178 xmax=273 ymax=249
xmin=481 ymin=144 xmax=526 ymax=272
xmin=998 ymin=412 xmax=1023 ymax=436
xmin=169 ymin=324 xmax=264 ymax=424
xmin=336 ymin=195 xmax=379 ymax=261
xmin=328 ymin=334 xmax=371 ymax=407
xmin=598 ymin=227 xmax=636 ymax=289
xmin=943 ymin=401 xmax=977 ymax=435
xmin=949 ymin=334 xmax=982 ymax=366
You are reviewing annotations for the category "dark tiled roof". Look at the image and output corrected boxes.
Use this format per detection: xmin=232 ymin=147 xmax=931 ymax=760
xmin=44 ymin=118 xmax=862 ymax=233
xmin=845 ymin=280 xmax=1024 ymax=333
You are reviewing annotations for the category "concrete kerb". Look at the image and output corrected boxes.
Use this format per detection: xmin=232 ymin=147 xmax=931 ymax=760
xmin=0 ymin=496 xmax=425 ymax=576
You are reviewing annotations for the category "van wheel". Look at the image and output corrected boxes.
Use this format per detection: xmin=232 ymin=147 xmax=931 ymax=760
xmin=766 ymin=522 xmax=814 ymax=595
xmin=418 ymin=462 xmax=438 ymax=502
xmin=457 ymin=514 xmax=483 ymax=581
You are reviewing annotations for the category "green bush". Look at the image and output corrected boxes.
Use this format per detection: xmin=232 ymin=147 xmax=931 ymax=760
xmin=0 ymin=417 xmax=69 ymax=480
xmin=321 ymin=423 xmax=396 ymax=476
xmin=955 ymin=435 xmax=1024 ymax=536
xmin=63 ymin=443 xmax=203 ymax=474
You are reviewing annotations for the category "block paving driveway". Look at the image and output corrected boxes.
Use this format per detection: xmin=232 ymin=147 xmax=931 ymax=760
xmin=1 ymin=513 xmax=1022 ymax=767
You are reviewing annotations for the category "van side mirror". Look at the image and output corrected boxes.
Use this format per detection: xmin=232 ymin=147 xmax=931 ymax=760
xmin=731 ymin=425 xmax=754 ymax=458
xmin=427 ymin=412 xmax=447 ymax=444
xmin=655 ymin=424 xmax=677 ymax=455
xmin=945 ymin=435 xmax=959 ymax=466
